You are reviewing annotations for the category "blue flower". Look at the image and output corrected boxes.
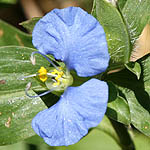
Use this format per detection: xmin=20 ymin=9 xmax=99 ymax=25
xmin=31 ymin=7 xmax=109 ymax=146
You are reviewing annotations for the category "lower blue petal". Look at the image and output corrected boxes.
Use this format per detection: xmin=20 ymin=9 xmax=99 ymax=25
xmin=32 ymin=78 xmax=108 ymax=146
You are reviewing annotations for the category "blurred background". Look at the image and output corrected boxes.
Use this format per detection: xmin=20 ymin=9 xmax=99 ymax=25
xmin=0 ymin=0 xmax=93 ymax=32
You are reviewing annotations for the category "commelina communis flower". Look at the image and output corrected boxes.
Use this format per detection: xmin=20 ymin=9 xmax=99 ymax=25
xmin=23 ymin=7 xmax=110 ymax=146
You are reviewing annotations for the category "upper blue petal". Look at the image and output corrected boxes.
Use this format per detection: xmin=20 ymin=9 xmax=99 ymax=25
xmin=32 ymin=7 xmax=109 ymax=77
xmin=32 ymin=78 xmax=108 ymax=146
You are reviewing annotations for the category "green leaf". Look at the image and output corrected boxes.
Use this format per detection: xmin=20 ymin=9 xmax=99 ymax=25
xmin=107 ymin=83 xmax=131 ymax=125
xmin=125 ymin=62 xmax=141 ymax=79
xmin=121 ymin=0 xmax=150 ymax=46
xmin=105 ymin=0 xmax=117 ymax=6
xmin=133 ymin=131 xmax=150 ymax=150
xmin=117 ymin=0 xmax=127 ymax=10
xmin=0 ymin=20 xmax=33 ymax=47
xmin=20 ymin=17 xmax=41 ymax=33
xmin=25 ymin=135 xmax=45 ymax=145
xmin=123 ymin=89 xmax=150 ymax=137
xmin=96 ymin=116 xmax=134 ymax=150
xmin=0 ymin=46 xmax=47 ymax=94
xmin=96 ymin=116 xmax=121 ymax=146
xmin=0 ymin=0 xmax=17 ymax=4
xmin=92 ymin=0 xmax=131 ymax=70
xmin=0 ymin=90 xmax=46 ymax=145
xmin=0 ymin=46 xmax=58 ymax=145
xmin=105 ymin=55 xmax=150 ymax=137
xmin=0 ymin=142 xmax=26 ymax=150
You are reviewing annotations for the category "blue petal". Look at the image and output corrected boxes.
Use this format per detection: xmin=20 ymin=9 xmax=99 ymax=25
xmin=32 ymin=78 xmax=108 ymax=146
xmin=32 ymin=7 xmax=109 ymax=77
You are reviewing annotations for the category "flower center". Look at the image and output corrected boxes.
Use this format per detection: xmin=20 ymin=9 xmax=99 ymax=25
xmin=38 ymin=66 xmax=70 ymax=88
xmin=20 ymin=51 xmax=73 ymax=98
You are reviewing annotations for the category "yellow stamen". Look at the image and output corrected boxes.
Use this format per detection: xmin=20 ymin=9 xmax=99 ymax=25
xmin=55 ymin=74 xmax=62 ymax=81
xmin=50 ymin=67 xmax=64 ymax=87
xmin=53 ymin=81 xmax=60 ymax=86
xmin=38 ymin=66 xmax=48 ymax=82
xmin=38 ymin=66 xmax=65 ymax=86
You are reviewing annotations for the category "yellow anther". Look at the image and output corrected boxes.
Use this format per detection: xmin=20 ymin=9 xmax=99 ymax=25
xmin=51 ymin=69 xmax=57 ymax=75
xmin=51 ymin=71 xmax=56 ymax=75
xmin=59 ymin=71 xmax=64 ymax=76
xmin=53 ymin=81 xmax=60 ymax=86
xmin=50 ymin=67 xmax=64 ymax=86
xmin=58 ymin=67 xmax=63 ymax=70
xmin=38 ymin=66 xmax=48 ymax=82
xmin=55 ymin=75 xmax=61 ymax=81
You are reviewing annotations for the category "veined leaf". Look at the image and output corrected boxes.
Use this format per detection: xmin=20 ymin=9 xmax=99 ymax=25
xmin=0 ymin=46 xmax=46 ymax=94
xmin=20 ymin=17 xmax=41 ymax=33
xmin=0 ymin=91 xmax=46 ymax=145
xmin=0 ymin=46 xmax=58 ymax=145
xmin=0 ymin=20 xmax=33 ymax=47
xmin=125 ymin=62 xmax=141 ymax=79
xmin=105 ymin=55 xmax=150 ymax=137
xmin=92 ymin=0 xmax=131 ymax=70
xmin=121 ymin=0 xmax=150 ymax=55
xmin=105 ymin=0 xmax=117 ymax=6
xmin=117 ymin=0 xmax=127 ymax=10
xmin=106 ymin=82 xmax=131 ymax=125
